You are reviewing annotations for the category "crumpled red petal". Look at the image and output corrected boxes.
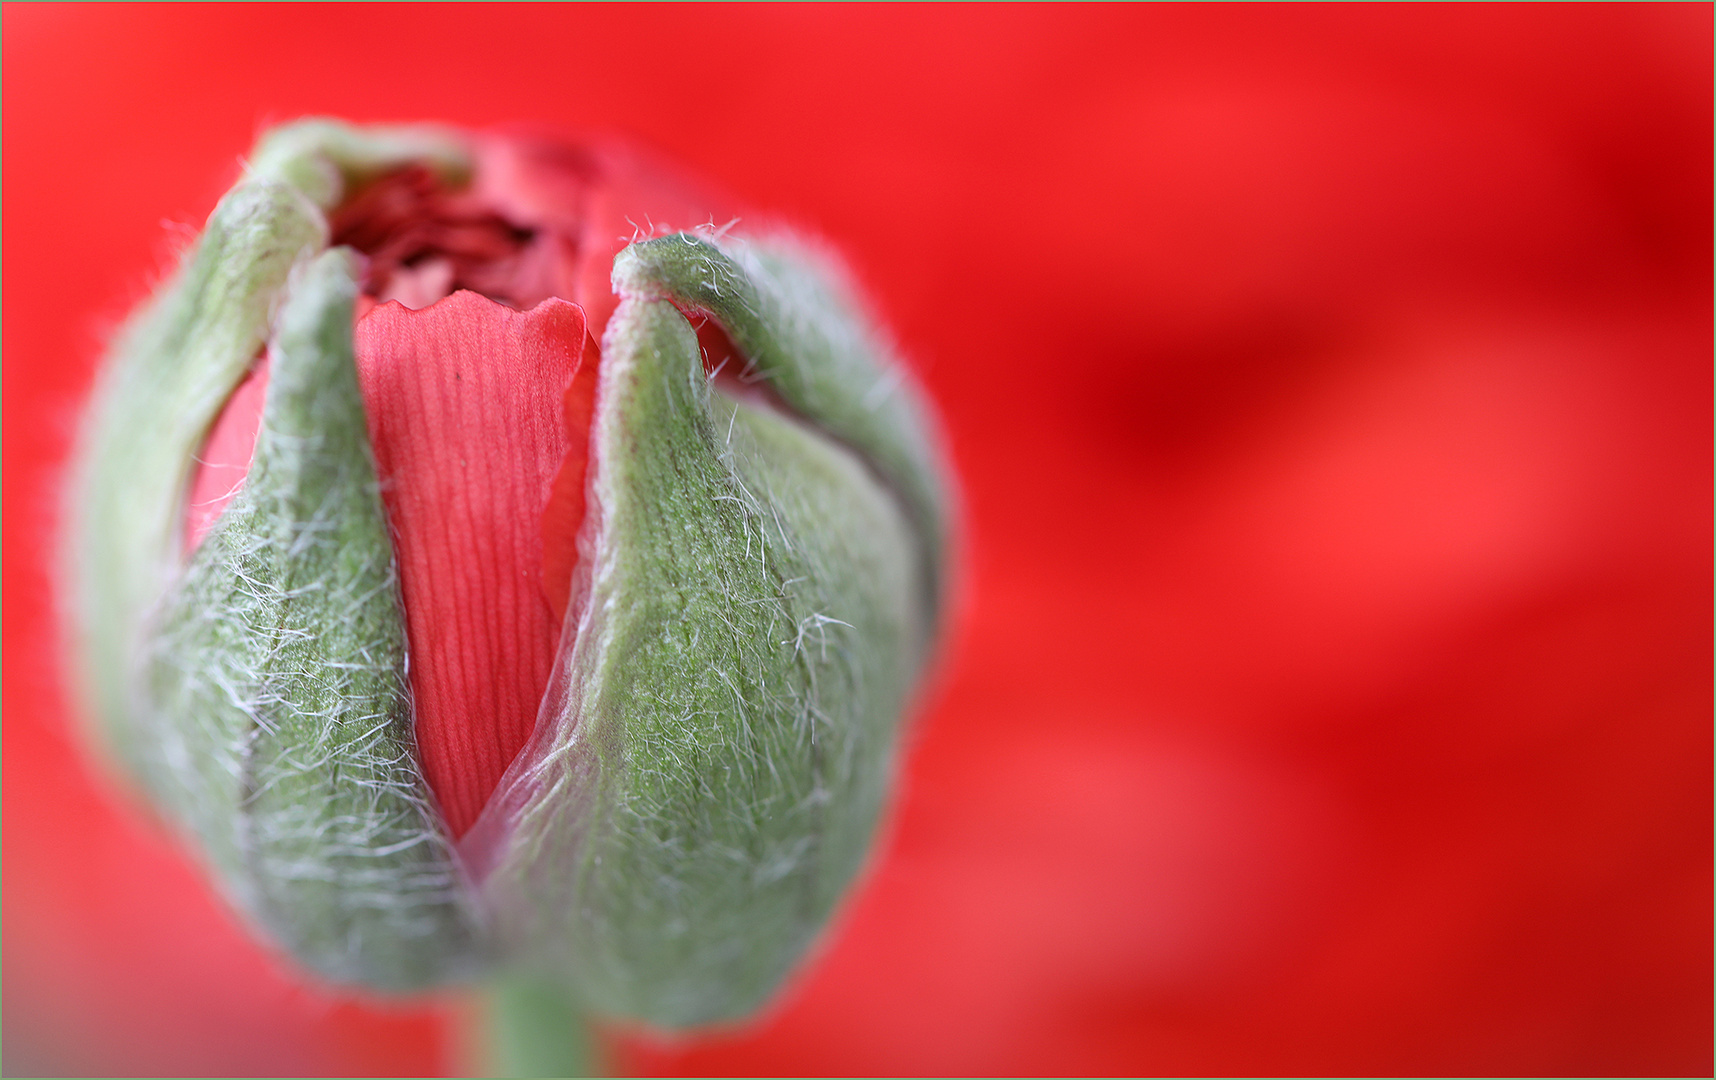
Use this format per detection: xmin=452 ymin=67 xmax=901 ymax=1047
xmin=355 ymin=291 xmax=586 ymax=838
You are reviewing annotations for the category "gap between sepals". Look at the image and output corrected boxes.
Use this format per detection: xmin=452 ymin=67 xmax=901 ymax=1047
xmin=184 ymin=285 xmax=604 ymax=843
xmin=454 ymin=291 xmax=806 ymax=878
xmin=182 ymin=272 xmax=791 ymax=856
xmin=180 ymin=140 xmax=772 ymax=853
xmin=186 ymin=294 xmax=602 ymax=627
xmin=690 ymin=311 xmax=790 ymax=415
xmin=354 ymin=292 xmax=590 ymax=841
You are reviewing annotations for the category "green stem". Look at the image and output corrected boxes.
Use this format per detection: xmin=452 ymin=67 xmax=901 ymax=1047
xmin=482 ymin=977 xmax=596 ymax=1078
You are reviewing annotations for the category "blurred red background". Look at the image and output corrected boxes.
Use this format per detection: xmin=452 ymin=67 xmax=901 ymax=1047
xmin=4 ymin=5 xmax=1710 ymax=1076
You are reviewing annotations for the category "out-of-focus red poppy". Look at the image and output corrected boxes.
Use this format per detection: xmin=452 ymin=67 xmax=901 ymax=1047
xmin=4 ymin=5 xmax=1709 ymax=1076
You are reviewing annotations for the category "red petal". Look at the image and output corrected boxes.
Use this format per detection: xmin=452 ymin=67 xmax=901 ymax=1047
xmin=184 ymin=355 xmax=268 ymax=554
xmin=355 ymin=291 xmax=586 ymax=838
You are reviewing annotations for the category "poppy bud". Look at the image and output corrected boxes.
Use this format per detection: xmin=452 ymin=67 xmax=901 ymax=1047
xmin=65 ymin=119 xmax=951 ymax=1026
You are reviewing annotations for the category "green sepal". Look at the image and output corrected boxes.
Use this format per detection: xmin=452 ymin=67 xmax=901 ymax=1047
xmin=148 ymin=249 xmax=480 ymax=988
xmin=486 ymin=241 xmax=938 ymax=1026
xmin=69 ymin=118 xmax=474 ymax=803
xmin=612 ymin=234 xmax=953 ymax=632
xmin=68 ymin=120 xmax=482 ymax=990
xmin=70 ymin=171 xmax=327 ymax=785
xmin=250 ymin=118 xmax=471 ymax=211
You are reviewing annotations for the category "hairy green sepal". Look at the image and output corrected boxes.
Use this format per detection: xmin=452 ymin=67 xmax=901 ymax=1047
xmin=485 ymin=237 xmax=943 ymax=1026
xmin=613 ymin=235 xmax=951 ymax=629
xmin=148 ymin=250 xmax=479 ymax=987
xmin=68 ymin=123 xmax=478 ymax=989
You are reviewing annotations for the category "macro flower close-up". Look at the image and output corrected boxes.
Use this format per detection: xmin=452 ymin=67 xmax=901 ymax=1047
xmin=61 ymin=116 xmax=951 ymax=1068
xmin=4 ymin=5 xmax=1710 ymax=1077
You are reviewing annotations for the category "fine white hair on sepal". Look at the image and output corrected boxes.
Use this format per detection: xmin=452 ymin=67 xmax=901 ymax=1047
xmin=136 ymin=248 xmax=482 ymax=989
xmin=462 ymin=234 xmax=946 ymax=1027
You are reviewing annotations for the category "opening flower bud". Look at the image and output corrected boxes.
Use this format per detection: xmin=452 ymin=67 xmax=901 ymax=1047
xmin=67 ymin=120 xmax=952 ymax=1025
